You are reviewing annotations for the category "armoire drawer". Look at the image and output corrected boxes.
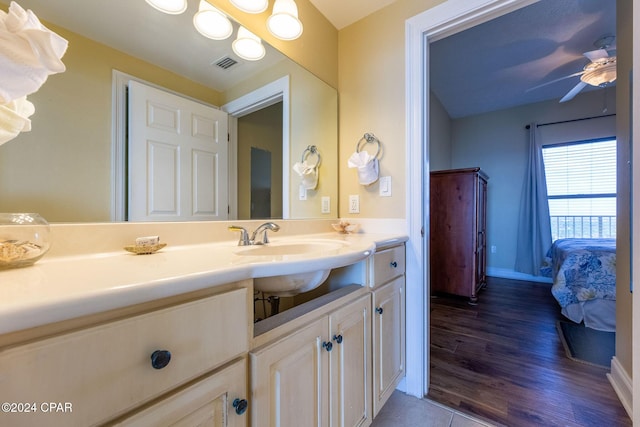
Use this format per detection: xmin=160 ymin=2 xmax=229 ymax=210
xmin=0 ymin=287 xmax=249 ymax=427
xmin=371 ymin=245 xmax=405 ymax=287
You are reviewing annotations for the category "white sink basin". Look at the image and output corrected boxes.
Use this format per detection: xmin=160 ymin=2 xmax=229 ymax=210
xmin=234 ymin=240 xmax=347 ymax=258
xmin=234 ymin=240 xmax=349 ymax=296
xmin=253 ymin=269 xmax=332 ymax=297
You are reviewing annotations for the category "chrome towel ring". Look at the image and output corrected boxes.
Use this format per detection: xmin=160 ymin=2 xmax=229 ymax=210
xmin=302 ymin=145 xmax=321 ymax=168
xmin=356 ymin=133 xmax=381 ymax=158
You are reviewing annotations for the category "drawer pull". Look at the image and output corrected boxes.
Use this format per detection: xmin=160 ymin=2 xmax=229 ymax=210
xmin=390 ymin=261 xmax=398 ymax=268
xmin=150 ymin=350 xmax=172 ymax=369
xmin=322 ymin=341 xmax=333 ymax=352
xmin=233 ymin=398 xmax=248 ymax=415
xmin=333 ymin=334 xmax=343 ymax=344
xmin=376 ymin=307 xmax=384 ymax=315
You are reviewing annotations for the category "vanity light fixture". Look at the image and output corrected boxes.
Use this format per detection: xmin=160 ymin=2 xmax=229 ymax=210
xmin=229 ymin=0 xmax=269 ymax=14
xmin=267 ymin=0 xmax=303 ymax=40
xmin=144 ymin=0 xmax=187 ymax=15
xmin=193 ymin=0 xmax=233 ymax=40
xmin=232 ymin=26 xmax=266 ymax=61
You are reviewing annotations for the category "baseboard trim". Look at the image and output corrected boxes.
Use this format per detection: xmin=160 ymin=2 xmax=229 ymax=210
xmin=487 ymin=267 xmax=552 ymax=284
xmin=607 ymin=356 xmax=632 ymax=419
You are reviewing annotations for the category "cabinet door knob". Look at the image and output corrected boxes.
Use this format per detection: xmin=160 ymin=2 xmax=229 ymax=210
xmin=333 ymin=334 xmax=343 ymax=344
xmin=322 ymin=341 xmax=333 ymax=352
xmin=150 ymin=350 xmax=171 ymax=369
xmin=390 ymin=261 xmax=398 ymax=268
xmin=233 ymin=398 xmax=248 ymax=415
xmin=376 ymin=307 xmax=384 ymax=315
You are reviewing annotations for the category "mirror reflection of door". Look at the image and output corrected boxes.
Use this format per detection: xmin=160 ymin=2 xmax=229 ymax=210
xmin=237 ymin=102 xmax=283 ymax=220
xmin=251 ymin=147 xmax=272 ymax=219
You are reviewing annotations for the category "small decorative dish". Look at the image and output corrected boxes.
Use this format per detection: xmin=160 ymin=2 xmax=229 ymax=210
xmin=331 ymin=222 xmax=360 ymax=234
xmin=124 ymin=243 xmax=167 ymax=255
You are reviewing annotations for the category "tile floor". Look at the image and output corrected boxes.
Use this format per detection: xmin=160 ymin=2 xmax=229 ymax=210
xmin=372 ymin=391 xmax=500 ymax=427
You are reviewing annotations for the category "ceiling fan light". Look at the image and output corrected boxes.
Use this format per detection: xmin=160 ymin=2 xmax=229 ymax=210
xmin=580 ymin=57 xmax=617 ymax=87
xmin=145 ymin=0 xmax=187 ymax=15
xmin=232 ymin=26 xmax=265 ymax=61
xmin=229 ymin=0 xmax=268 ymax=14
xmin=267 ymin=0 xmax=303 ymax=40
xmin=193 ymin=0 xmax=233 ymax=40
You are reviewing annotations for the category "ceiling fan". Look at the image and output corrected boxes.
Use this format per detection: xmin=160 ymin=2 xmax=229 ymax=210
xmin=530 ymin=35 xmax=617 ymax=103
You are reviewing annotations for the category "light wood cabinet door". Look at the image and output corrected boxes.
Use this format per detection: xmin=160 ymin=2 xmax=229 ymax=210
xmin=371 ymin=277 xmax=405 ymax=416
xmin=250 ymin=317 xmax=330 ymax=427
xmin=329 ymin=294 xmax=372 ymax=427
xmin=0 ymin=288 xmax=249 ymax=427
xmin=114 ymin=358 xmax=248 ymax=427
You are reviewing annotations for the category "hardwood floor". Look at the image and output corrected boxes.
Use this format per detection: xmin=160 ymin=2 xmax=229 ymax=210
xmin=428 ymin=276 xmax=631 ymax=427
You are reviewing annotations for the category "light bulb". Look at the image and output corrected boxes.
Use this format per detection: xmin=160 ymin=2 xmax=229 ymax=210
xmin=229 ymin=0 xmax=268 ymax=14
xmin=267 ymin=0 xmax=303 ymax=40
xmin=193 ymin=0 xmax=233 ymax=40
xmin=232 ymin=27 xmax=265 ymax=61
xmin=145 ymin=0 xmax=187 ymax=15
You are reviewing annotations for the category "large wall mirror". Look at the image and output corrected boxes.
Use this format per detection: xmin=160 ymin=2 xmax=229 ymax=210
xmin=0 ymin=0 xmax=338 ymax=222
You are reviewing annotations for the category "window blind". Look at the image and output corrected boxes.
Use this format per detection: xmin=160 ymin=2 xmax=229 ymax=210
xmin=542 ymin=138 xmax=616 ymax=239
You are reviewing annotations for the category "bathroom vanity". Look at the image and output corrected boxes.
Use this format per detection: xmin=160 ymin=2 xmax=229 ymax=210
xmin=0 ymin=224 xmax=406 ymax=427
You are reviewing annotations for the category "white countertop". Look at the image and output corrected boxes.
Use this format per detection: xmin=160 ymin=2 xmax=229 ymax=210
xmin=0 ymin=232 xmax=407 ymax=335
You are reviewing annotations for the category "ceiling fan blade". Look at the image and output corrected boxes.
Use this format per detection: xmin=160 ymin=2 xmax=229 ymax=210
xmin=559 ymin=81 xmax=588 ymax=103
xmin=526 ymin=71 xmax=584 ymax=92
xmin=583 ymin=49 xmax=609 ymax=62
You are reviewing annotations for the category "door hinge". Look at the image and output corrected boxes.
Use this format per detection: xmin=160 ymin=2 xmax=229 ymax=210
xmin=421 ymin=226 xmax=425 ymax=237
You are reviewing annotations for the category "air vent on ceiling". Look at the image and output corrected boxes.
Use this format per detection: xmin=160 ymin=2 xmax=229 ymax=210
xmin=213 ymin=56 xmax=238 ymax=70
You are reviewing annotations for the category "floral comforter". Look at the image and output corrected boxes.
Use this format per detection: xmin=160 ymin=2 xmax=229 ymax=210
xmin=541 ymin=238 xmax=616 ymax=309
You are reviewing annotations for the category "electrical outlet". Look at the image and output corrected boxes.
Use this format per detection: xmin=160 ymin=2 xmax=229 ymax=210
xmin=321 ymin=196 xmax=330 ymax=214
xmin=349 ymin=195 xmax=360 ymax=214
xmin=299 ymin=184 xmax=307 ymax=201
xmin=491 ymin=245 xmax=497 ymax=253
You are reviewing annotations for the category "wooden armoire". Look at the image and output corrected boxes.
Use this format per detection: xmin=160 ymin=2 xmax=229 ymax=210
xmin=430 ymin=168 xmax=488 ymax=303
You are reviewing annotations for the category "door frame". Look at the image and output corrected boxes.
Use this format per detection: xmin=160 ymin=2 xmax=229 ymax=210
xmin=222 ymin=76 xmax=291 ymax=220
xmin=404 ymin=0 xmax=539 ymax=397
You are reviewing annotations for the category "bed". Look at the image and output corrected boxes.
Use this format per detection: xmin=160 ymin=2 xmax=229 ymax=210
xmin=541 ymin=238 xmax=616 ymax=332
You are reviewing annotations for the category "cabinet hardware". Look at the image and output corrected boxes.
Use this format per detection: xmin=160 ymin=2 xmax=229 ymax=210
xmin=390 ymin=261 xmax=398 ymax=268
xmin=233 ymin=398 xmax=248 ymax=415
xmin=322 ymin=341 xmax=333 ymax=352
xmin=150 ymin=349 xmax=171 ymax=369
xmin=375 ymin=307 xmax=384 ymax=315
xmin=332 ymin=334 xmax=343 ymax=344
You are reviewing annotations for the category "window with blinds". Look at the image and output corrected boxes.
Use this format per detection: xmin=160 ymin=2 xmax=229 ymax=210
xmin=541 ymin=138 xmax=616 ymax=241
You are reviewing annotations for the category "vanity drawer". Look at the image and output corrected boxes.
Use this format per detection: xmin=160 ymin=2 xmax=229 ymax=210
xmin=0 ymin=288 xmax=249 ymax=427
xmin=372 ymin=245 xmax=405 ymax=287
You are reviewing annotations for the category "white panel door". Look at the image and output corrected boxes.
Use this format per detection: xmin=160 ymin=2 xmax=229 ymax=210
xmin=128 ymin=80 xmax=228 ymax=221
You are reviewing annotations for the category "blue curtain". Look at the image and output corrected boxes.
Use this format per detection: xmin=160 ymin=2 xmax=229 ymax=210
xmin=515 ymin=123 xmax=552 ymax=275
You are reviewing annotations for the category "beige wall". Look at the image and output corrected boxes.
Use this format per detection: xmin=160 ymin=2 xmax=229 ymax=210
xmin=225 ymin=60 xmax=339 ymax=219
xmin=338 ymin=0 xmax=445 ymax=218
xmin=0 ymin=19 xmax=221 ymax=222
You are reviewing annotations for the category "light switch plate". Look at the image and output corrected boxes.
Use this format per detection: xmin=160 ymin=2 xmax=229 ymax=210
xmin=379 ymin=176 xmax=392 ymax=197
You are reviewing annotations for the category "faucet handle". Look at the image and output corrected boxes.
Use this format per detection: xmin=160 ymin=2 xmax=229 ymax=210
xmin=228 ymin=225 xmax=250 ymax=246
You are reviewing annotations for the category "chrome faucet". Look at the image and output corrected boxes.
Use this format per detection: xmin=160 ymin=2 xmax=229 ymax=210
xmin=228 ymin=222 xmax=280 ymax=246
xmin=250 ymin=222 xmax=280 ymax=245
